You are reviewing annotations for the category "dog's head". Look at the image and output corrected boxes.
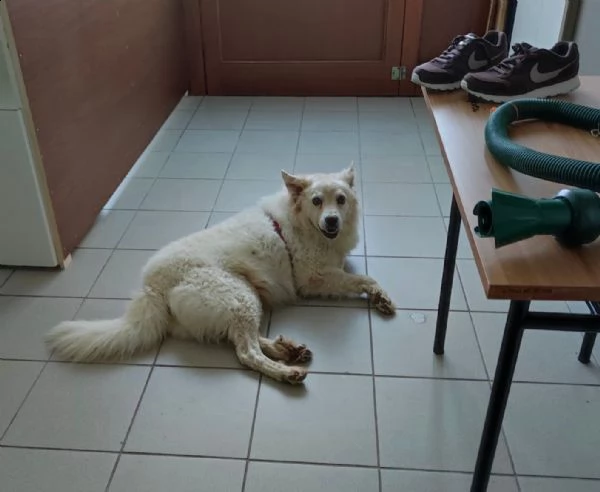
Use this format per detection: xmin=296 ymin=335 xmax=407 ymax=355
xmin=281 ymin=163 xmax=358 ymax=240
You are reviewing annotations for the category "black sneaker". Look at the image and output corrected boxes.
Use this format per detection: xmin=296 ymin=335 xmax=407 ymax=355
xmin=461 ymin=42 xmax=580 ymax=102
xmin=411 ymin=31 xmax=508 ymax=91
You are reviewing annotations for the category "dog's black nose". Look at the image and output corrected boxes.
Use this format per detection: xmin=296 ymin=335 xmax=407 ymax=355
xmin=325 ymin=216 xmax=339 ymax=229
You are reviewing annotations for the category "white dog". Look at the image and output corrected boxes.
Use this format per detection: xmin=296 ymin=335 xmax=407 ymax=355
xmin=47 ymin=165 xmax=396 ymax=384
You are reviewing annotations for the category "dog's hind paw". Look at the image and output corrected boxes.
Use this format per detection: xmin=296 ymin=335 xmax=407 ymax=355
xmin=285 ymin=368 xmax=308 ymax=384
xmin=274 ymin=336 xmax=313 ymax=364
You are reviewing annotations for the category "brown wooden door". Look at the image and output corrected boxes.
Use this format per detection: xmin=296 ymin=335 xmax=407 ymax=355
xmin=200 ymin=0 xmax=408 ymax=96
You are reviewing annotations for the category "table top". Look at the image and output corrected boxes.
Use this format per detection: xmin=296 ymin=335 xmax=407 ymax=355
xmin=423 ymin=76 xmax=600 ymax=301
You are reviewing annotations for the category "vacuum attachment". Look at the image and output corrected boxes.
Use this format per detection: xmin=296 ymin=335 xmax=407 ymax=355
xmin=473 ymin=188 xmax=600 ymax=248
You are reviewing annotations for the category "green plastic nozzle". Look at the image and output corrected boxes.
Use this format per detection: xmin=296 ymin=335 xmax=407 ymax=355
xmin=473 ymin=188 xmax=600 ymax=248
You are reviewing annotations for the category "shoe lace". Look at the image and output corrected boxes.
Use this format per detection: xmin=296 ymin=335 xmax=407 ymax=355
xmin=491 ymin=43 xmax=534 ymax=73
xmin=436 ymin=35 xmax=471 ymax=63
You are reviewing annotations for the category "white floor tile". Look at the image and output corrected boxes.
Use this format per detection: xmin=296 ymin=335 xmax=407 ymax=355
xmin=103 ymin=178 xmax=154 ymax=210
xmin=176 ymin=95 xmax=203 ymax=111
xmin=252 ymin=96 xmax=304 ymax=112
xmin=118 ymin=211 xmax=209 ymax=250
xmin=427 ymin=155 xmax=450 ymax=183
xmin=305 ymin=96 xmax=357 ymax=112
xmin=0 ymin=268 xmax=13 ymax=287
xmin=215 ymin=179 xmax=280 ymax=212
xmin=473 ymin=312 xmax=600 ymax=385
xmin=175 ymin=130 xmax=240 ymax=153
xmin=236 ymin=130 xmax=299 ymax=154
xmin=362 ymin=182 xmax=440 ymax=216
xmin=80 ymin=210 xmax=135 ymax=249
xmin=381 ymin=470 xmax=518 ymax=492
xmin=358 ymin=97 xmax=412 ymax=112
xmin=187 ymin=109 xmax=248 ymax=130
xmin=245 ymin=462 xmax=379 ymax=492
xmin=245 ymin=110 xmax=302 ymax=130
xmin=301 ymin=111 xmax=358 ymax=132
xmin=0 ymin=360 xmax=44 ymax=436
xmin=4 ymin=363 xmax=149 ymax=450
xmin=361 ymin=155 xmax=432 ymax=183
xmin=159 ymin=152 xmax=231 ymax=179
xmin=207 ymin=211 xmax=237 ymax=227
xmin=372 ymin=310 xmax=486 ymax=379
xmin=367 ymin=257 xmax=467 ymax=310
xmin=0 ymin=448 xmax=115 ymax=492
xmin=365 ymin=216 xmax=448 ymax=257
xmin=293 ymin=153 xmax=358 ymax=176
xmin=128 ymin=151 xmax=169 ymax=178
xmin=435 ymin=182 xmax=453 ymax=216
xmin=298 ymin=131 xmax=359 ymax=154
xmin=1 ymin=249 xmax=111 ymax=297
xmin=251 ymin=374 xmax=377 ymax=465
xmin=270 ymin=306 xmax=372 ymax=374
xmin=519 ymin=477 xmax=600 ymax=492
xmin=360 ymin=131 xmax=424 ymax=156
xmin=505 ymin=383 xmax=600 ymax=478
xmin=201 ymin=96 xmax=253 ymax=111
xmin=109 ymin=455 xmax=245 ymax=492
xmin=162 ymin=109 xmax=194 ymax=130
xmin=359 ymin=111 xmax=417 ymax=133
xmin=140 ymin=178 xmax=220 ymax=211
xmin=376 ymin=377 xmax=513 ymax=472
xmin=125 ymin=367 xmax=258 ymax=457
xmin=88 ymin=250 xmax=154 ymax=299
xmin=420 ymin=131 xmax=442 ymax=155
xmin=227 ymin=153 xmax=295 ymax=180
xmin=0 ymin=297 xmax=81 ymax=360
xmin=148 ymin=130 xmax=183 ymax=152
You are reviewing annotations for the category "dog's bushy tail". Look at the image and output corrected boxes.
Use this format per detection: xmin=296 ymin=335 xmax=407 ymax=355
xmin=46 ymin=290 xmax=169 ymax=361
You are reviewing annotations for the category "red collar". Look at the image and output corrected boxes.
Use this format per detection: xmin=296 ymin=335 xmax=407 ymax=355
xmin=268 ymin=215 xmax=293 ymax=266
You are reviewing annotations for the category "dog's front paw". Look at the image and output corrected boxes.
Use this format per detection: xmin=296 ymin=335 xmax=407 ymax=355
xmin=370 ymin=289 xmax=396 ymax=316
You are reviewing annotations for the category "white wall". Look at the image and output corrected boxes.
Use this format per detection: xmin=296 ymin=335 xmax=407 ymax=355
xmin=511 ymin=0 xmax=567 ymax=48
xmin=0 ymin=11 xmax=59 ymax=267
xmin=574 ymin=0 xmax=600 ymax=75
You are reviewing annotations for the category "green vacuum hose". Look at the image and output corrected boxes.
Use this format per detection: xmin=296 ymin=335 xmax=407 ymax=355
xmin=473 ymin=98 xmax=600 ymax=248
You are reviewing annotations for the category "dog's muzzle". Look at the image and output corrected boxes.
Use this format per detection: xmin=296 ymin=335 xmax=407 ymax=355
xmin=321 ymin=216 xmax=339 ymax=239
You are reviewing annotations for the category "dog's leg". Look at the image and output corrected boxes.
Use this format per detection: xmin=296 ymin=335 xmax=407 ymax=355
xmin=170 ymin=267 xmax=308 ymax=384
xmin=233 ymin=333 xmax=307 ymax=384
xmin=259 ymin=336 xmax=313 ymax=364
xmin=300 ymin=269 xmax=396 ymax=316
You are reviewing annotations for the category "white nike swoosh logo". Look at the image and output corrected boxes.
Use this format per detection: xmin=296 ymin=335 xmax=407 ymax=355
xmin=530 ymin=61 xmax=574 ymax=83
xmin=468 ymin=52 xmax=488 ymax=70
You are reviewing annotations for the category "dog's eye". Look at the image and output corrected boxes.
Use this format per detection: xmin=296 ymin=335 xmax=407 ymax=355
xmin=312 ymin=197 xmax=322 ymax=206
xmin=337 ymin=195 xmax=346 ymax=205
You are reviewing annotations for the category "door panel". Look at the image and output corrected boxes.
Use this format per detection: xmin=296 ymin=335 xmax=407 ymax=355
xmin=201 ymin=0 xmax=406 ymax=95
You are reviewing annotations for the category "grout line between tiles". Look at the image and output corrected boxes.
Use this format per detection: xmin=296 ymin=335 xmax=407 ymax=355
xmin=0 ymin=358 xmax=50 ymax=443
xmin=240 ymin=310 xmax=272 ymax=492
xmin=2 ymin=438 xmax=600 ymax=483
xmin=357 ymin=99 xmax=383 ymax=492
xmin=102 ymin=364 xmax=156 ymax=492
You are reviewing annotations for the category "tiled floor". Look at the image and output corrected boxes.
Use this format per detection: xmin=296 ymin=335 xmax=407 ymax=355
xmin=1 ymin=95 xmax=600 ymax=492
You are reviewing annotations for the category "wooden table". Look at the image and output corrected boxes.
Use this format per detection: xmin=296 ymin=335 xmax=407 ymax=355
xmin=423 ymin=76 xmax=600 ymax=492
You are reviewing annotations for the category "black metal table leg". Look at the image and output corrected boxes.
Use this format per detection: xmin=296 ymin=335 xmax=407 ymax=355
xmin=434 ymin=194 xmax=461 ymax=355
xmin=578 ymin=302 xmax=599 ymax=364
xmin=470 ymin=300 xmax=530 ymax=492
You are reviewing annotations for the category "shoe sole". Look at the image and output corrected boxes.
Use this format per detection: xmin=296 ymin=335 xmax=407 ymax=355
xmin=411 ymin=72 xmax=462 ymax=91
xmin=460 ymin=76 xmax=581 ymax=103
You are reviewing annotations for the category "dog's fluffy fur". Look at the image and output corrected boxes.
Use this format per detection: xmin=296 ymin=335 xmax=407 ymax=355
xmin=47 ymin=165 xmax=395 ymax=384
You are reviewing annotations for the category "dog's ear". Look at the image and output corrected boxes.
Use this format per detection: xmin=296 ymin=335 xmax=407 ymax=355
xmin=339 ymin=162 xmax=355 ymax=188
xmin=281 ymin=170 xmax=309 ymax=198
